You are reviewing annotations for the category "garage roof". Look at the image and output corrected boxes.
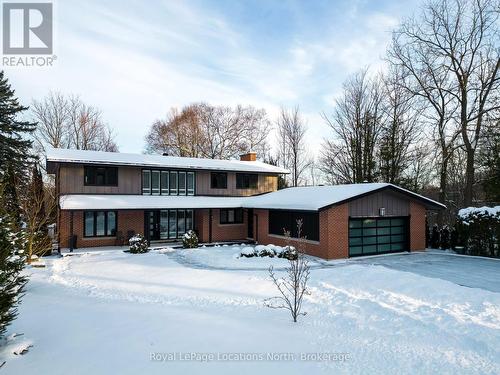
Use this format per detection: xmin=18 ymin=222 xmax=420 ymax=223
xmin=245 ymin=183 xmax=445 ymax=210
xmin=60 ymin=183 xmax=445 ymax=211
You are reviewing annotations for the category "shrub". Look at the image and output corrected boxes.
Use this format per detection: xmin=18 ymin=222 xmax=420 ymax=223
xmin=182 ymin=230 xmax=199 ymax=249
xmin=456 ymin=206 xmax=500 ymax=258
xmin=129 ymin=234 xmax=149 ymax=254
xmin=430 ymin=224 xmax=440 ymax=249
xmin=440 ymin=225 xmax=450 ymax=249
xmin=278 ymin=245 xmax=298 ymax=260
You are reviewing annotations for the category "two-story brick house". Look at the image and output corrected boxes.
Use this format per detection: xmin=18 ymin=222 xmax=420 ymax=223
xmin=46 ymin=148 xmax=444 ymax=259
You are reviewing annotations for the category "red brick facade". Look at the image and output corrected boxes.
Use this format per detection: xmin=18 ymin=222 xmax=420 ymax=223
xmin=59 ymin=210 xmax=144 ymax=248
xmin=59 ymin=201 xmax=429 ymax=258
xmin=409 ymin=201 xmax=426 ymax=251
xmin=253 ymin=204 xmax=349 ymax=260
xmin=195 ymin=209 xmax=248 ymax=243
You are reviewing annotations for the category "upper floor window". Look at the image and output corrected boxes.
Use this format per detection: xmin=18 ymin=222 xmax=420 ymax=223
xmin=211 ymin=172 xmax=227 ymax=189
xmin=236 ymin=173 xmax=258 ymax=189
xmin=142 ymin=169 xmax=195 ymax=196
xmin=84 ymin=166 xmax=118 ymax=186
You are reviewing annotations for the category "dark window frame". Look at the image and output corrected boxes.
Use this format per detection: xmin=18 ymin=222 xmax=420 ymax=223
xmin=141 ymin=168 xmax=196 ymax=196
xmin=83 ymin=211 xmax=118 ymax=237
xmin=84 ymin=166 xmax=118 ymax=187
xmin=268 ymin=209 xmax=319 ymax=241
xmin=236 ymin=173 xmax=258 ymax=189
xmin=211 ymin=172 xmax=228 ymax=189
xmin=220 ymin=208 xmax=244 ymax=224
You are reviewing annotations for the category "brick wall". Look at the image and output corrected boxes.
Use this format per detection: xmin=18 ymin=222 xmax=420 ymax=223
xmin=195 ymin=209 xmax=248 ymax=242
xmin=410 ymin=201 xmax=426 ymax=251
xmin=254 ymin=206 xmax=348 ymax=260
xmin=59 ymin=210 xmax=144 ymax=249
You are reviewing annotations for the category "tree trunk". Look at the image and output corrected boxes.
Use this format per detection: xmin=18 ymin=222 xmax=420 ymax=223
xmin=464 ymin=150 xmax=475 ymax=206
xmin=437 ymin=157 xmax=448 ymax=226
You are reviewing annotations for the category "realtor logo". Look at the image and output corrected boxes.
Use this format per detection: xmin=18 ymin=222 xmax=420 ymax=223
xmin=2 ymin=2 xmax=53 ymax=54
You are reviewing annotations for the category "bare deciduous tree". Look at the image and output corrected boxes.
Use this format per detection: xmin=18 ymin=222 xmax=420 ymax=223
xmin=145 ymin=103 xmax=269 ymax=160
xmin=389 ymin=0 xmax=500 ymax=206
xmin=276 ymin=106 xmax=311 ymax=186
xmin=31 ymin=92 xmax=119 ymax=155
xmin=264 ymin=220 xmax=311 ymax=323
xmin=321 ymin=69 xmax=384 ymax=184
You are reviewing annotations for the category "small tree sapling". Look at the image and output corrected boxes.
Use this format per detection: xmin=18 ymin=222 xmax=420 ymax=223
xmin=264 ymin=219 xmax=310 ymax=322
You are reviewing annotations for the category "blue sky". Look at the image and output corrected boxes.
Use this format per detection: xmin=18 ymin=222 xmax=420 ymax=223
xmin=6 ymin=0 xmax=420 ymax=154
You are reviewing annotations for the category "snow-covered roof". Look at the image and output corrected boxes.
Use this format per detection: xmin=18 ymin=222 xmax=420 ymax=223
xmin=60 ymin=195 xmax=247 ymax=210
xmin=46 ymin=148 xmax=288 ymax=174
xmin=245 ymin=183 xmax=445 ymax=211
xmin=60 ymin=183 xmax=445 ymax=211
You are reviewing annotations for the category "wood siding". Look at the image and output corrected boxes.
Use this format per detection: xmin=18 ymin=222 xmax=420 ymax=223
xmin=59 ymin=165 xmax=278 ymax=196
xmin=196 ymin=171 xmax=278 ymax=196
xmin=59 ymin=165 xmax=141 ymax=194
xmin=348 ymin=190 xmax=409 ymax=217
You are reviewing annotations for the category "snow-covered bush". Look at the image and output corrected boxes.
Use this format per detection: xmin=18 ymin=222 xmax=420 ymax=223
xmin=240 ymin=246 xmax=257 ymax=258
xmin=456 ymin=206 xmax=500 ymax=258
xmin=182 ymin=230 xmax=198 ymax=249
xmin=129 ymin=234 xmax=149 ymax=254
xmin=278 ymin=245 xmax=298 ymax=260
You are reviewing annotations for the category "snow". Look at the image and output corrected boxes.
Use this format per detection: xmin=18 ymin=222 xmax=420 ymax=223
xmin=60 ymin=194 xmax=247 ymax=210
xmin=46 ymin=147 xmax=288 ymax=174
xmin=1 ymin=248 xmax=499 ymax=374
xmin=245 ymin=183 xmax=445 ymax=211
xmin=60 ymin=183 xmax=444 ymax=211
xmin=458 ymin=206 xmax=500 ymax=218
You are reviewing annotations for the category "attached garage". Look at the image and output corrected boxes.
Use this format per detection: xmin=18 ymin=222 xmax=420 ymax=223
xmin=348 ymin=217 xmax=408 ymax=257
xmin=248 ymin=183 xmax=445 ymax=260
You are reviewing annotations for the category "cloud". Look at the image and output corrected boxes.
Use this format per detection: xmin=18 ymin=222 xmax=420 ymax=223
xmin=5 ymin=0 xmax=415 ymax=157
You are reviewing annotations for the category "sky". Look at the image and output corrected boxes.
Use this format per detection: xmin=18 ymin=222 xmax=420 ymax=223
xmin=5 ymin=0 xmax=421 ymax=155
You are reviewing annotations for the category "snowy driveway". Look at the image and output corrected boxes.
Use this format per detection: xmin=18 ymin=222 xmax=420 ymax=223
xmin=2 ymin=248 xmax=499 ymax=375
xmin=350 ymin=251 xmax=500 ymax=293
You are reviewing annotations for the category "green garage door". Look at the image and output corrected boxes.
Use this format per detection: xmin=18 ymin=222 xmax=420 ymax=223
xmin=348 ymin=217 xmax=408 ymax=257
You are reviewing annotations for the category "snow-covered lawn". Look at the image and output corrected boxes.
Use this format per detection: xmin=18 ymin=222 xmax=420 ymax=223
xmin=1 ymin=247 xmax=499 ymax=374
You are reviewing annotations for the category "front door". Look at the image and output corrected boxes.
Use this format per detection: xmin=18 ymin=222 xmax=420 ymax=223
xmin=146 ymin=211 xmax=160 ymax=240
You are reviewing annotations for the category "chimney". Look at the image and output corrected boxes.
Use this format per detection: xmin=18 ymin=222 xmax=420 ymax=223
xmin=240 ymin=152 xmax=257 ymax=162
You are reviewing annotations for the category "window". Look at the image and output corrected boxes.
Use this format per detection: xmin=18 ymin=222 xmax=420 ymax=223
xmin=169 ymin=171 xmax=178 ymax=195
xmin=161 ymin=171 xmax=169 ymax=195
xmin=84 ymin=211 xmax=118 ymax=237
xmin=142 ymin=169 xmax=195 ymax=195
xmin=178 ymin=172 xmax=186 ymax=195
xmin=236 ymin=173 xmax=258 ymax=189
xmin=168 ymin=210 xmax=177 ymax=238
xmin=142 ymin=170 xmax=151 ymax=194
xmin=84 ymin=166 xmax=118 ymax=186
xmin=220 ymin=208 xmax=244 ymax=224
xmin=268 ymin=210 xmax=319 ymax=241
xmin=151 ymin=170 xmax=160 ymax=195
xmin=211 ymin=172 xmax=227 ymax=189
xmin=185 ymin=210 xmax=193 ymax=231
xmin=187 ymin=172 xmax=195 ymax=195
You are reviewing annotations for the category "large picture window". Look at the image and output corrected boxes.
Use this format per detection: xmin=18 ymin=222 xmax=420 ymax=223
xmin=84 ymin=166 xmax=118 ymax=186
xmin=268 ymin=210 xmax=319 ymax=241
xmin=84 ymin=211 xmax=117 ymax=237
xmin=142 ymin=169 xmax=195 ymax=196
xmin=236 ymin=173 xmax=258 ymax=189
xmin=220 ymin=208 xmax=244 ymax=224
xmin=211 ymin=172 xmax=227 ymax=189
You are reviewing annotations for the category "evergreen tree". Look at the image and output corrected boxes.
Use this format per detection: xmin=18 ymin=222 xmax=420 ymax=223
xmin=1 ymin=163 xmax=21 ymax=228
xmin=0 ymin=186 xmax=27 ymax=339
xmin=0 ymin=70 xmax=36 ymax=178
